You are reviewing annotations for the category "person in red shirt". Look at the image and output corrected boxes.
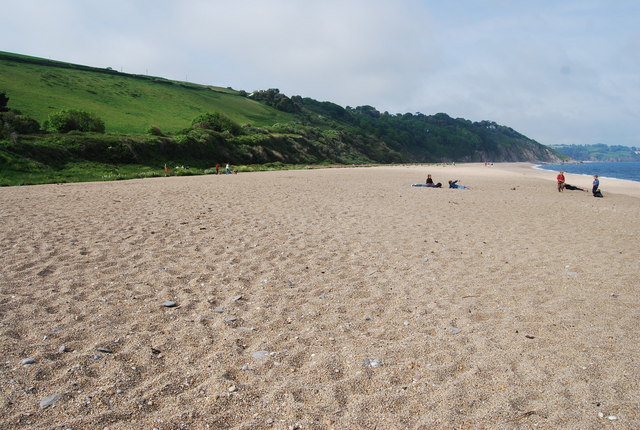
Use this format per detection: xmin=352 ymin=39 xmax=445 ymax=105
xmin=215 ymin=163 xmax=220 ymax=175
xmin=557 ymin=171 xmax=565 ymax=192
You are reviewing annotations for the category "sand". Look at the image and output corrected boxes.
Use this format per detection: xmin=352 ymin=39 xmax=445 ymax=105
xmin=1 ymin=163 xmax=638 ymax=429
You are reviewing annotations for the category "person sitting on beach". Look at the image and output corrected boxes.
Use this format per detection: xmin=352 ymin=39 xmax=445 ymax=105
xmin=448 ymin=180 xmax=468 ymax=189
xmin=557 ymin=171 xmax=565 ymax=192
xmin=425 ymin=174 xmax=442 ymax=187
xmin=592 ymin=175 xmax=603 ymax=197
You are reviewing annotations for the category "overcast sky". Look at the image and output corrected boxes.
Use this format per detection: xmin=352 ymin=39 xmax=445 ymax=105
xmin=2 ymin=0 xmax=639 ymax=147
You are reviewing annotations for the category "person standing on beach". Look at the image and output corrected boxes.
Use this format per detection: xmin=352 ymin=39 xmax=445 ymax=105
xmin=215 ymin=163 xmax=220 ymax=175
xmin=557 ymin=171 xmax=565 ymax=192
xmin=225 ymin=163 xmax=230 ymax=175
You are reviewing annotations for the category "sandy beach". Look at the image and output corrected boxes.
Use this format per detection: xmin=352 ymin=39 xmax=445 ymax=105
xmin=1 ymin=162 xmax=639 ymax=429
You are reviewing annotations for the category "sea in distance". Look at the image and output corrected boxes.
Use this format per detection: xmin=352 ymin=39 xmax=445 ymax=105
xmin=535 ymin=161 xmax=640 ymax=183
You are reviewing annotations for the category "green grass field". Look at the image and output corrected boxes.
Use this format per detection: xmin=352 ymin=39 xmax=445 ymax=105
xmin=0 ymin=51 xmax=294 ymax=134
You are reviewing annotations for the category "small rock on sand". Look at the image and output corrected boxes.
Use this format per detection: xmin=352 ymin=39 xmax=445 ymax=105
xmin=162 ymin=301 xmax=177 ymax=307
xmin=252 ymin=350 xmax=269 ymax=360
xmin=39 ymin=394 xmax=61 ymax=410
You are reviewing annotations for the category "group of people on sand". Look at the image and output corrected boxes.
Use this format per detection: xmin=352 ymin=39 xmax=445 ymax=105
xmin=556 ymin=171 xmax=603 ymax=197
xmin=214 ymin=163 xmax=237 ymax=175
xmin=425 ymin=174 xmax=470 ymax=189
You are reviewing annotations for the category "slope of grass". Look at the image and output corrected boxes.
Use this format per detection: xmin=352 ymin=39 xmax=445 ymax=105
xmin=0 ymin=51 xmax=294 ymax=134
xmin=1 ymin=51 xmax=562 ymax=187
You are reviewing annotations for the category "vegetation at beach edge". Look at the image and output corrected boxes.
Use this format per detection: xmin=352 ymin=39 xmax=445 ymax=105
xmin=1 ymin=51 xmax=565 ymax=186
xmin=0 ymin=158 xmax=335 ymax=187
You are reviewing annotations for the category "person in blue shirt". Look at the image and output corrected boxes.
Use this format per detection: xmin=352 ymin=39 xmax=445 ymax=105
xmin=448 ymin=180 xmax=469 ymax=189
xmin=592 ymin=175 xmax=602 ymax=197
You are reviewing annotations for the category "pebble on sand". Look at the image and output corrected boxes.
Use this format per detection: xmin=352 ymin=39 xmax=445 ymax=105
xmin=22 ymin=358 xmax=36 ymax=365
xmin=252 ymin=350 xmax=269 ymax=360
xmin=363 ymin=358 xmax=382 ymax=368
xmin=39 ymin=394 xmax=61 ymax=410
xmin=162 ymin=301 xmax=177 ymax=307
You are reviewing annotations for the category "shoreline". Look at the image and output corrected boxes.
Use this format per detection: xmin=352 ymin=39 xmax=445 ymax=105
xmin=495 ymin=162 xmax=640 ymax=199
xmin=532 ymin=161 xmax=640 ymax=185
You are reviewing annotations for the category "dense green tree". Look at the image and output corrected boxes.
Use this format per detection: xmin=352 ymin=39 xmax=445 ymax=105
xmin=249 ymin=89 xmax=300 ymax=113
xmin=1 ymin=111 xmax=41 ymax=134
xmin=191 ymin=112 xmax=242 ymax=136
xmin=0 ymin=92 xmax=9 ymax=112
xmin=46 ymin=109 xmax=105 ymax=133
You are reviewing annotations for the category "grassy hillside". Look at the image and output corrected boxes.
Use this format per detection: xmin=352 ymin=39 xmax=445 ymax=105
xmin=1 ymin=51 xmax=563 ymax=186
xmin=0 ymin=51 xmax=293 ymax=134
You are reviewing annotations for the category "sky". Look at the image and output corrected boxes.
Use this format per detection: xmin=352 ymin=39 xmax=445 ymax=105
xmin=2 ymin=0 xmax=639 ymax=147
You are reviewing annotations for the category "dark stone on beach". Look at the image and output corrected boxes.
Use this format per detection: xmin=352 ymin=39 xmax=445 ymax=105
xmin=162 ymin=301 xmax=177 ymax=307
xmin=232 ymin=295 xmax=243 ymax=302
xmin=59 ymin=345 xmax=69 ymax=353
xmin=151 ymin=347 xmax=161 ymax=355
xmin=39 ymin=394 xmax=61 ymax=410
xmin=525 ymin=335 xmax=535 ymax=339
xmin=96 ymin=347 xmax=113 ymax=353
xmin=22 ymin=358 xmax=36 ymax=365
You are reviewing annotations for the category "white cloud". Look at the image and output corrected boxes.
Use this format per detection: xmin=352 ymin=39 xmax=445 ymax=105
xmin=1 ymin=0 xmax=639 ymax=146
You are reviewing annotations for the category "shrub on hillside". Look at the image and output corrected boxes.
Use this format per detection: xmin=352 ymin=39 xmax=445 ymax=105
xmin=0 ymin=92 xmax=9 ymax=113
xmin=191 ymin=112 xmax=242 ymax=136
xmin=1 ymin=111 xmax=41 ymax=135
xmin=46 ymin=109 xmax=105 ymax=133
xmin=147 ymin=125 xmax=163 ymax=136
